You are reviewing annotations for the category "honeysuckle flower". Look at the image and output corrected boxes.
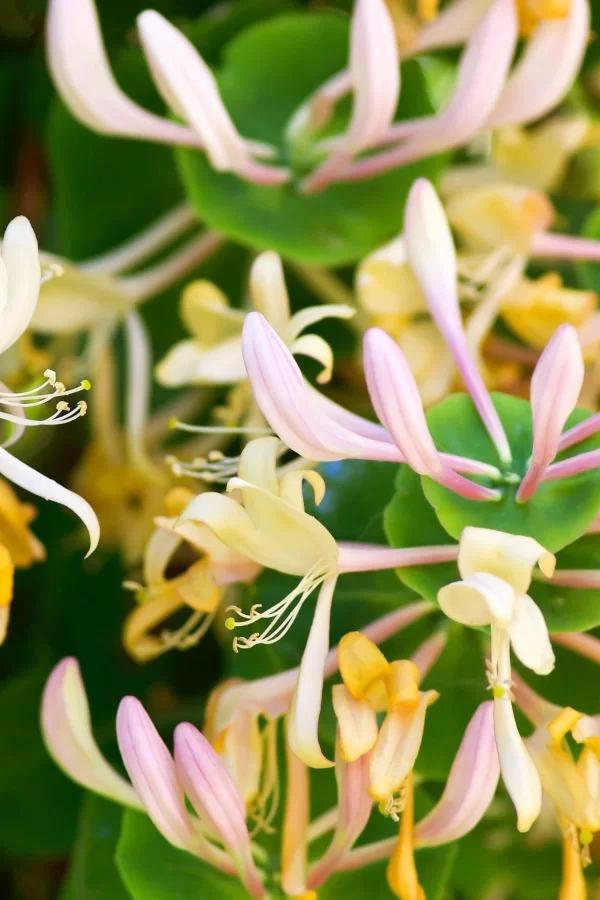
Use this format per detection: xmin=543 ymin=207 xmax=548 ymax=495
xmin=334 ymin=632 xmax=439 ymax=814
xmin=438 ymin=526 xmax=557 ymax=831
xmin=178 ymin=436 xmax=457 ymax=769
xmin=122 ymin=487 xmax=260 ymax=662
xmin=42 ymin=658 xmax=266 ymax=895
xmin=156 ymin=251 xmax=353 ymax=389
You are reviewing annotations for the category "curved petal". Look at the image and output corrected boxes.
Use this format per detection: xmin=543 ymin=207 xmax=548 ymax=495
xmin=415 ymin=701 xmax=499 ymax=847
xmin=457 ymin=526 xmax=555 ymax=594
xmin=41 ymin=658 xmax=140 ymax=808
xmin=488 ymin=0 xmax=589 ymax=129
xmin=0 ymin=448 xmax=99 ymax=556
xmin=508 ymin=594 xmax=555 ymax=675
xmin=288 ymin=333 xmax=335 ymax=384
xmin=527 ymin=733 xmax=600 ymax=831
xmin=179 ymin=281 xmax=244 ymax=344
xmin=46 ymin=0 xmax=200 ymax=147
xmin=1 ymin=217 xmax=41 ymax=355
xmin=494 ymin=695 xmax=542 ymax=832
xmin=249 ymin=252 xmax=290 ymax=333
xmin=35 ymin=258 xmax=128 ymax=335
xmin=438 ymin=572 xmax=515 ymax=628
xmin=284 ymin=303 xmax=355 ymax=343
xmin=116 ymin=696 xmax=198 ymax=850
xmin=155 ymin=336 xmax=246 ymax=387
xmin=287 ymin=576 xmax=337 ymax=768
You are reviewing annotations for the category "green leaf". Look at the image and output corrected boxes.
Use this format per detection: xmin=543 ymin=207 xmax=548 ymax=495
xmin=530 ymin=533 xmax=600 ymax=632
xmin=177 ymin=14 xmax=444 ymax=266
xmin=424 ymin=393 xmax=600 ymax=553
xmin=0 ymin=666 xmax=81 ymax=856
xmin=116 ymin=810 xmax=250 ymax=900
xmin=60 ymin=795 xmax=131 ymax=900
xmin=384 ymin=465 xmax=458 ymax=602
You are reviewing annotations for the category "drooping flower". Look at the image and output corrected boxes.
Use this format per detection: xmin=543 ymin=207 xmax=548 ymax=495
xmin=438 ymin=526 xmax=557 ymax=832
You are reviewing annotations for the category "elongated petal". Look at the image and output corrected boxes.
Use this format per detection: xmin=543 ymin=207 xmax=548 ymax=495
xmin=174 ymin=722 xmax=265 ymax=898
xmin=281 ymin=741 xmax=310 ymax=897
xmin=386 ymin=771 xmax=424 ymax=900
xmin=369 ymin=691 xmax=438 ymax=802
xmin=137 ymin=11 xmax=287 ymax=186
xmin=526 ymin=732 xmax=600 ymax=831
xmin=509 ymin=594 xmax=555 ymax=676
xmin=46 ymin=0 xmax=200 ymax=147
xmin=488 ymin=0 xmax=589 ymax=129
xmin=494 ymin=695 xmax=542 ymax=832
xmin=415 ymin=701 xmax=499 ymax=847
xmin=249 ymin=251 xmax=291 ymax=332
xmin=116 ymin=697 xmax=198 ymax=850
xmin=1 ymin=217 xmax=41 ymax=355
xmin=303 ymin=0 xmax=399 ymax=192
xmin=242 ymin=312 xmax=402 ymax=462
xmin=438 ymin=572 xmax=515 ymax=628
xmin=363 ymin=327 xmax=442 ymax=476
xmin=414 ymin=0 xmax=490 ymax=54
xmin=333 ymin=684 xmax=379 ymax=762
xmin=457 ymin=526 xmax=555 ymax=594
xmin=41 ymin=659 xmax=140 ymax=808
xmin=0 ymin=448 xmax=99 ymax=556
xmin=284 ymin=303 xmax=355 ymax=344
xmin=337 ymin=630 xmax=391 ymax=702
xmin=518 ymin=325 xmax=584 ymax=501
xmin=404 ymin=179 xmax=511 ymax=463
xmin=288 ymin=576 xmax=337 ymax=768
xmin=288 ymin=334 xmax=335 ymax=385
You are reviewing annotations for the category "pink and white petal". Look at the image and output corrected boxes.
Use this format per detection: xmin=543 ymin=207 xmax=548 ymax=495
xmin=1 ymin=217 xmax=41 ymax=354
xmin=287 ymin=576 xmax=338 ymax=768
xmin=518 ymin=325 xmax=584 ymax=502
xmin=487 ymin=0 xmax=589 ymax=129
xmin=414 ymin=701 xmax=499 ymax=847
xmin=116 ymin=697 xmax=198 ymax=850
xmin=508 ymin=594 xmax=555 ymax=676
xmin=41 ymin=659 xmax=141 ymax=808
xmin=46 ymin=0 xmax=200 ymax=147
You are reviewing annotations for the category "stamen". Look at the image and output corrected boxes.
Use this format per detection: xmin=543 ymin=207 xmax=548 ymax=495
xmin=159 ymin=606 xmax=218 ymax=652
xmin=225 ymin=562 xmax=329 ymax=651
xmin=249 ymin=719 xmax=280 ymax=837
xmin=167 ymin=439 xmax=284 ymax=485
xmin=378 ymin=785 xmax=407 ymax=823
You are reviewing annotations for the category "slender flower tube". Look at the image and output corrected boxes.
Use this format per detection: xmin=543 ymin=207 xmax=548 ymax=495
xmin=404 ymin=179 xmax=512 ymax=463
xmin=413 ymin=701 xmax=499 ymax=847
xmin=242 ymin=312 xmax=502 ymax=480
xmin=487 ymin=0 xmax=590 ymax=129
xmin=302 ymin=0 xmax=400 ymax=193
xmin=386 ymin=772 xmax=424 ymax=900
xmin=363 ymin=327 xmax=500 ymax=501
xmin=281 ymin=740 xmax=311 ymax=897
xmin=174 ymin=723 xmax=266 ymax=898
xmin=517 ymin=325 xmax=584 ymax=501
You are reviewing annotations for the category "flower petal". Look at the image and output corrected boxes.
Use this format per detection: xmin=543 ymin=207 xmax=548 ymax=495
xmin=414 ymin=701 xmax=499 ymax=847
xmin=493 ymin=695 xmax=542 ymax=832
xmin=438 ymin=572 xmax=515 ymax=628
xmin=284 ymin=303 xmax=355 ymax=344
xmin=457 ymin=526 xmax=555 ymax=594
xmin=46 ymin=0 xmax=200 ymax=146
xmin=332 ymin=683 xmax=379 ymax=762
xmin=173 ymin=722 xmax=265 ymax=898
xmin=1 ymin=217 xmax=41 ymax=355
xmin=179 ymin=281 xmax=244 ymax=345
xmin=518 ymin=325 xmax=584 ymax=501
xmin=0 ymin=448 xmax=99 ymax=557
xmin=249 ymin=252 xmax=291 ymax=333
xmin=488 ymin=0 xmax=589 ymax=129
xmin=287 ymin=576 xmax=338 ymax=768
xmin=156 ymin=336 xmax=246 ymax=387
xmin=508 ymin=594 xmax=555 ymax=676
xmin=41 ymin=658 xmax=140 ymax=808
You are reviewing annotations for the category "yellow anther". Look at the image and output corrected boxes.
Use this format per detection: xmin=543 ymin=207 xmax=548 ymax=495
xmin=338 ymin=631 xmax=390 ymax=701
xmin=55 ymin=382 xmax=66 ymax=394
xmin=56 ymin=401 xmax=70 ymax=413
xmin=385 ymin=660 xmax=420 ymax=709
xmin=81 ymin=379 xmax=91 ymax=390
xmin=77 ymin=401 xmax=87 ymax=415
xmin=43 ymin=369 xmax=57 ymax=385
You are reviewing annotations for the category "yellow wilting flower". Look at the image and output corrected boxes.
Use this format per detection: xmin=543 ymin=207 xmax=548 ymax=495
xmin=122 ymin=487 xmax=260 ymax=662
xmin=335 ymin=632 xmax=438 ymax=819
xmin=0 ymin=478 xmax=45 ymax=643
